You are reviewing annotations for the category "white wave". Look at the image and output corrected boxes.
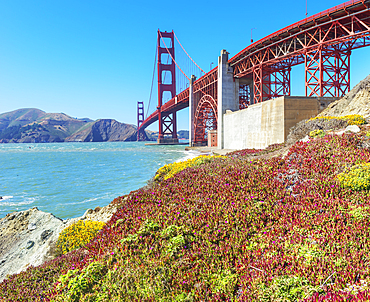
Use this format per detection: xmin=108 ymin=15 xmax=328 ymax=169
xmin=0 ymin=198 xmax=35 ymax=207
xmin=0 ymin=196 xmax=13 ymax=200
xmin=175 ymin=150 xmax=205 ymax=162
xmin=60 ymin=196 xmax=105 ymax=205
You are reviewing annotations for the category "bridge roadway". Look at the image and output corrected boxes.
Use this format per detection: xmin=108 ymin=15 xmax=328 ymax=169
xmin=140 ymin=0 xmax=370 ymax=147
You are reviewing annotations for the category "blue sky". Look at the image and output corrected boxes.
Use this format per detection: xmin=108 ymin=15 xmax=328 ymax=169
xmin=1 ymin=0 xmax=370 ymax=131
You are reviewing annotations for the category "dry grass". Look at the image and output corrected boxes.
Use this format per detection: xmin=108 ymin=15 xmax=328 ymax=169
xmin=286 ymin=118 xmax=348 ymax=145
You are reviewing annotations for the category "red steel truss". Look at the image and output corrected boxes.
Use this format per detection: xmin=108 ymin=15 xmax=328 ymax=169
xmin=305 ymin=45 xmax=351 ymax=97
xmin=138 ymin=1 xmax=370 ymax=145
xmin=252 ymin=67 xmax=291 ymax=103
xmin=193 ymin=69 xmax=218 ymax=144
xmin=194 ymin=94 xmax=218 ymax=143
xmin=137 ymin=101 xmax=146 ymax=141
xmin=266 ymin=68 xmax=291 ymax=99
xmin=231 ymin=0 xmax=370 ymax=101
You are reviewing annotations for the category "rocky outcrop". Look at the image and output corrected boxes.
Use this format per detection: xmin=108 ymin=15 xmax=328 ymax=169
xmin=318 ymin=74 xmax=370 ymax=118
xmin=0 ymin=204 xmax=117 ymax=282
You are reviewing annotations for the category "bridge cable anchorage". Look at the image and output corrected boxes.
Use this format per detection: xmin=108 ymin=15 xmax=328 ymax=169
xmin=173 ymin=31 xmax=206 ymax=75
xmin=145 ymin=43 xmax=158 ymax=119
xmin=159 ymin=31 xmax=190 ymax=81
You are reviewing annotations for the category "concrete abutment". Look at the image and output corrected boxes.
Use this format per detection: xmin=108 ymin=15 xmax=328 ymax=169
xmin=189 ymin=49 xmax=337 ymax=150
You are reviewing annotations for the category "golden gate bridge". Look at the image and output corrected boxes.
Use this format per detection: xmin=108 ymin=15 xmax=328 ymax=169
xmin=138 ymin=0 xmax=370 ymax=147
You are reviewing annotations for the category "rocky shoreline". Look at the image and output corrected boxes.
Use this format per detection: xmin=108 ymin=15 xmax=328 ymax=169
xmin=0 ymin=203 xmax=118 ymax=282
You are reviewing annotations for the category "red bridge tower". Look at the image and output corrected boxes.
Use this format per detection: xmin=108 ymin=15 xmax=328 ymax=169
xmin=137 ymin=101 xmax=146 ymax=141
xmin=157 ymin=30 xmax=178 ymax=144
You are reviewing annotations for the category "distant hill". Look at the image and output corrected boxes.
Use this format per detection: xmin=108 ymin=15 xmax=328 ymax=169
xmin=65 ymin=119 xmax=138 ymax=142
xmin=0 ymin=109 xmax=94 ymax=143
xmin=0 ymin=109 xmax=149 ymax=143
xmin=0 ymin=108 xmax=190 ymax=143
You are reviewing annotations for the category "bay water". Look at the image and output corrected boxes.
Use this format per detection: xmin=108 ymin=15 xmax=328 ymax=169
xmin=0 ymin=141 xmax=195 ymax=219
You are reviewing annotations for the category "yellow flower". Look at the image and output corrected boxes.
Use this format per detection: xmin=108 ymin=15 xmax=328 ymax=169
xmin=56 ymin=220 xmax=105 ymax=255
xmin=308 ymin=114 xmax=367 ymax=125
xmin=155 ymin=155 xmax=226 ymax=181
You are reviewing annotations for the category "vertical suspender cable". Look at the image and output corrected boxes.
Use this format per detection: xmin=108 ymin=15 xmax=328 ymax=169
xmin=173 ymin=31 xmax=205 ymax=74
xmin=146 ymin=43 xmax=157 ymax=119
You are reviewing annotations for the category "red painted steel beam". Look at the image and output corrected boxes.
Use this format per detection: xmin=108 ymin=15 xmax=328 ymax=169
xmin=230 ymin=1 xmax=370 ymax=78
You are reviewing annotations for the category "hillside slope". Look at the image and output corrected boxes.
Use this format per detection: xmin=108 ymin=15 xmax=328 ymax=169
xmin=0 ymin=108 xmax=46 ymax=131
xmin=65 ymin=119 xmax=139 ymax=142
xmin=318 ymin=74 xmax=370 ymax=118
xmin=0 ymin=109 xmax=93 ymax=143
xmin=3 ymin=130 xmax=370 ymax=301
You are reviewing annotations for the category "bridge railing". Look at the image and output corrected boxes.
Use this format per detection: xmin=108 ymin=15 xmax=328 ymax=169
xmin=161 ymin=88 xmax=190 ymax=112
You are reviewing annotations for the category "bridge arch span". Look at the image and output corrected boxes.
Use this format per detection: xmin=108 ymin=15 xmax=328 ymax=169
xmin=194 ymin=94 xmax=217 ymax=144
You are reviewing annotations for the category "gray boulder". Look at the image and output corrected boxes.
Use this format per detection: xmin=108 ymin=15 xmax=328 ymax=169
xmin=0 ymin=203 xmax=117 ymax=282
xmin=345 ymin=125 xmax=361 ymax=133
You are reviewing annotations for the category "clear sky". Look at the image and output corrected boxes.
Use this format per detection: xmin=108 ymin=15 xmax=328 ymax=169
xmin=1 ymin=0 xmax=370 ymax=131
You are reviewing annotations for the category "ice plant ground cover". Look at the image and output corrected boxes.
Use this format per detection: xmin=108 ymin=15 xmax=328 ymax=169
xmin=154 ymin=155 xmax=225 ymax=181
xmin=2 ymin=132 xmax=370 ymax=300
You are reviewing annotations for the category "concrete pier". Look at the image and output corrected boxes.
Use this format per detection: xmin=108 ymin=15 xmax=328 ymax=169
xmin=217 ymin=49 xmax=239 ymax=149
xmin=188 ymin=75 xmax=196 ymax=147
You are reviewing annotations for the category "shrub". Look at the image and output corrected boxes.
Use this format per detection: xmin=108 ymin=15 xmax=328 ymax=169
xmin=55 ymin=261 xmax=108 ymax=302
xmin=56 ymin=220 xmax=105 ymax=255
xmin=337 ymin=163 xmax=370 ymax=191
xmin=308 ymin=114 xmax=367 ymax=125
xmin=6 ymin=132 xmax=370 ymax=301
xmin=309 ymin=129 xmax=326 ymax=138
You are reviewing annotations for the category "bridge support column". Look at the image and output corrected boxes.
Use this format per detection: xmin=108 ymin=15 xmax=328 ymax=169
xmin=217 ymin=49 xmax=239 ymax=149
xmin=253 ymin=66 xmax=290 ymax=104
xmin=305 ymin=46 xmax=350 ymax=97
xmin=157 ymin=30 xmax=178 ymax=144
xmin=137 ymin=101 xmax=146 ymax=141
xmin=189 ymin=75 xmax=196 ymax=146
xmin=158 ymin=111 xmax=178 ymax=144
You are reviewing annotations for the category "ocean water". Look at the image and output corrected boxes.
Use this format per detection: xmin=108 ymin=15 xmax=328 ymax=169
xmin=0 ymin=141 xmax=195 ymax=219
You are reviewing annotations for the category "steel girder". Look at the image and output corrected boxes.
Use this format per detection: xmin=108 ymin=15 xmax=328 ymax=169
xmin=159 ymin=111 xmax=177 ymax=139
xmin=230 ymin=1 xmax=370 ymax=98
xmin=252 ymin=67 xmax=291 ymax=104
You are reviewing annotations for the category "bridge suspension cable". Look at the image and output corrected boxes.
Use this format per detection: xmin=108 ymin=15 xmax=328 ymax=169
xmin=173 ymin=31 xmax=205 ymax=75
xmin=140 ymin=29 xmax=206 ymax=140
xmin=159 ymin=31 xmax=190 ymax=81
xmin=146 ymin=45 xmax=157 ymax=119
